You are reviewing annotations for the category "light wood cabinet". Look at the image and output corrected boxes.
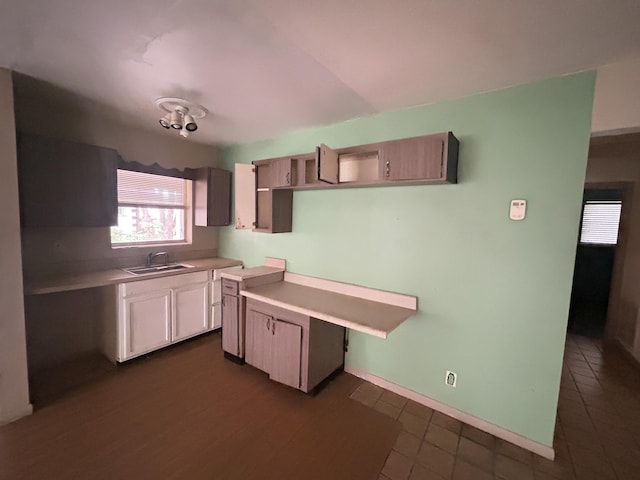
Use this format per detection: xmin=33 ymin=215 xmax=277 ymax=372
xmin=245 ymin=309 xmax=273 ymax=373
xmin=220 ymin=270 xmax=285 ymax=362
xmin=381 ymin=135 xmax=444 ymax=181
xmin=194 ymin=167 xmax=232 ymax=227
xmin=245 ymin=298 xmax=345 ymax=393
xmin=252 ymin=158 xmax=295 ymax=233
xmin=239 ymin=131 xmax=459 ymax=233
xmin=270 ymin=320 xmax=303 ymax=389
xmin=315 ymin=131 xmax=458 ymax=186
xmin=17 ymin=133 xmax=118 ymax=227
xmin=222 ymin=291 xmax=241 ymax=358
xmin=255 ymin=157 xmax=296 ymax=188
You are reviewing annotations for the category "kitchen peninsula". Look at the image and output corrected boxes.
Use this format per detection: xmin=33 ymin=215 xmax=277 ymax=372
xmin=220 ymin=263 xmax=418 ymax=393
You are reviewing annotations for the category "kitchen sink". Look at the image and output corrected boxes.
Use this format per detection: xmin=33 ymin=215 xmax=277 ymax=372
xmin=123 ymin=263 xmax=193 ymax=275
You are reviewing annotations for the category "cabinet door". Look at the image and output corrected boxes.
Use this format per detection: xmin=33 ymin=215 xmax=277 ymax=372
xmin=270 ymin=320 xmax=302 ymax=389
xmin=194 ymin=168 xmax=231 ymax=227
xmin=123 ymin=291 xmax=171 ymax=359
xmin=382 ymin=136 xmax=444 ymax=181
xmin=234 ymin=163 xmax=255 ymax=229
xmin=172 ymin=282 xmax=209 ymax=342
xmin=271 ymin=158 xmax=294 ymax=187
xmin=317 ymin=144 xmax=339 ymax=184
xmin=221 ymin=294 xmax=240 ymax=356
xmin=17 ymin=133 xmax=118 ymax=227
xmin=211 ymin=305 xmax=221 ymax=330
xmin=245 ymin=309 xmax=273 ymax=373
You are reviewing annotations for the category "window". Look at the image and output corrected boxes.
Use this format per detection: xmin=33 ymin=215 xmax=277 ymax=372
xmin=579 ymin=200 xmax=622 ymax=246
xmin=110 ymin=170 xmax=191 ymax=246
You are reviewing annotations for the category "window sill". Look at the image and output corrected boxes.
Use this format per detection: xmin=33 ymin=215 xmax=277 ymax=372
xmin=111 ymin=241 xmax=192 ymax=250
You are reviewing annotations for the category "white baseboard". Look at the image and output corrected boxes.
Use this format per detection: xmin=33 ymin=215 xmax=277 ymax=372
xmin=345 ymin=366 xmax=555 ymax=461
xmin=0 ymin=402 xmax=33 ymax=426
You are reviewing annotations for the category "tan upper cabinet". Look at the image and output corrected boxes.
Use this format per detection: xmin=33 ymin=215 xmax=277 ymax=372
xmin=381 ymin=134 xmax=445 ymax=182
xmin=238 ymin=131 xmax=459 ymax=234
xmin=255 ymin=157 xmax=296 ymax=188
xmin=311 ymin=131 xmax=458 ymax=187
xmin=253 ymin=158 xmax=294 ymax=233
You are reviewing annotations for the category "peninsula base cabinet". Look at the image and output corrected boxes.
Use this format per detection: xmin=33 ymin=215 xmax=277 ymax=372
xmin=103 ymin=271 xmax=211 ymax=362
xmin=220 ymin=270 xmax=285 ymax=362
xmin=245 ymin=298 xmax=345 ymax=393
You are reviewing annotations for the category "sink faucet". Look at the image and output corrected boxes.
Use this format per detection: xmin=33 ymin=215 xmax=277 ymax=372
xmin=147 ymin=251 xmax=169 ymax=267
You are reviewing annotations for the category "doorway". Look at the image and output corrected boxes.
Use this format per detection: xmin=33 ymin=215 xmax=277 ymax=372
xmin=568 ymin=188 xmax=624 ymax=338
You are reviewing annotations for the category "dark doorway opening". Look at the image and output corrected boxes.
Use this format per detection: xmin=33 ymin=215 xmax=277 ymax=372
xmin=568 ymin=188 xmax=623 ymax=338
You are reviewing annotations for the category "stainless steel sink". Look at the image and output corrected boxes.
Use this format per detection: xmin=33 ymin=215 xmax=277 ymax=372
xmin=123 ymin=263 xmax=193 ymax=275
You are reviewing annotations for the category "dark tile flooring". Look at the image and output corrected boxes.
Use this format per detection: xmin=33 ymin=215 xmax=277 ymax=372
xmin=350 ymin=333 xmax=640 ymax=480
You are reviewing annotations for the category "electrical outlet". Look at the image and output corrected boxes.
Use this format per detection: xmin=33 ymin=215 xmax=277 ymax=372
xmin=445 ymin=370 xmax=457 ymax=388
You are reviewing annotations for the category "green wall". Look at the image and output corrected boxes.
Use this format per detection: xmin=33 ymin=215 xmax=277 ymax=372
xmin=219 ymin=72 xmax=595 ymax=446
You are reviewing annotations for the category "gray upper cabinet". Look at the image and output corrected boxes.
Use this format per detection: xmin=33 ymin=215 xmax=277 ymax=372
xmin=194 ymin=167 xmax=231 ymax=227
xmin=309 ymin=131 xmax=458 ymax=188
xmin=242 ymin=131 xmax=459 ymax=233
xmin=381 ymin=134 xmax=445 ymax=181
xmin=17 ymin=133 xmax=118 ymax=228
xmin=253 ymin=159 xmax=294 ymax=233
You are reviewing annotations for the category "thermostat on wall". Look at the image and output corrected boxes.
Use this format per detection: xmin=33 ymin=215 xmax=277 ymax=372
xmin=509 ymin=199 xmax=527 ymax=220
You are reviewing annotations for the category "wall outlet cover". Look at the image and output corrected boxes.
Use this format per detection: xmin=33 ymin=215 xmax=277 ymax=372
xmin=445 ymin=370 xmax=457 ymax=387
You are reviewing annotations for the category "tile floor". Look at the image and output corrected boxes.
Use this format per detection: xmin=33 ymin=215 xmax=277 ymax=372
xmin=350 ymin=333 xmax=640 ymax=480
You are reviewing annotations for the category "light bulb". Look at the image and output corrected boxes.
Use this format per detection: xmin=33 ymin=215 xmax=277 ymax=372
xmin=159 ymin=113 xmax=171 ymax=129
xmin=183 ymin=114 xmax=197 ymax=132
xmin=170 ymin=110 xmax=182 ymax=129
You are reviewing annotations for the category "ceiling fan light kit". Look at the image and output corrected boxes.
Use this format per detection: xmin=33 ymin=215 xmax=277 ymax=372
xmin=156 ymin=98 xmax=207 ymax=139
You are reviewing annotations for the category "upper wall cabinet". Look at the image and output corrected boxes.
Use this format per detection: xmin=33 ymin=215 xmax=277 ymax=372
xmin=381 ymin=133 xmax=454 ymax=182
xmin=194 ymin=167 xmax=231 ymax=227
xmin=255 ymin=157 xmax=296 ymax=188
xmin=243 ymin=131 xmax=459 ymax=233
xmin=307 ymin=131 xmax=458 ymax=188
xmin=17 ymin=133 xmax=118 ymax=228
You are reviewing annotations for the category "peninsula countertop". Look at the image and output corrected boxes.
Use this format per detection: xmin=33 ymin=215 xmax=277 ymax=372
xmin=241 ymin=279 xmax=417 ymax=338
xmin=24 ymin=257 xmax=243 ymax=295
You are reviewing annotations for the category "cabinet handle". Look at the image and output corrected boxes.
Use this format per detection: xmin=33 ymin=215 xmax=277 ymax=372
xmin=286 ymin=171 xmax=290 ymax=185
xmin=267 ymin=318 xmax=270 ymax=331
xmin=385 ymin=160 xmax=390 ymax=177
xmin=272 ymin=321 xmax=276 ymax=335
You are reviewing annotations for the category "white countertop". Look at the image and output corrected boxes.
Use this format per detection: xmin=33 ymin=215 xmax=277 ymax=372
xmin=241 ymin=281 xmax=416 ymax=338
xmin=24 ymin=257 xmax=243 ymax=295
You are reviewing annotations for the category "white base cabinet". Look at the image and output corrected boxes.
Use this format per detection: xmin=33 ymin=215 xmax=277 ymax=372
xmin=172 ymin=281 xmax=209 ymax=342
xmin=123 ymin=290 xmax=172 ymax=358
xmin=111 ymin=271 xmax=211 ymax=362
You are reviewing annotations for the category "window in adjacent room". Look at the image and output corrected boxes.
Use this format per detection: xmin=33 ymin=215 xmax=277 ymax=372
xmin=110 ymin=169 xmax=192 ymax=246
xmin=579 ymin=200 xmax=622 ymax=246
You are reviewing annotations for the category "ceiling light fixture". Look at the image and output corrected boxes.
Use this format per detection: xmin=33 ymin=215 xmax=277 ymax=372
xmin=155 ymin=98 xmax=207 ymax=139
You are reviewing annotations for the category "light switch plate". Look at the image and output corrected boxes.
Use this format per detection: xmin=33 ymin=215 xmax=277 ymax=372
xmin=509 ymin=199 xmax=526 ymax=220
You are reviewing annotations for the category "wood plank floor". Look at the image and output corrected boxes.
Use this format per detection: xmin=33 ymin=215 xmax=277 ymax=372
xmin=0 ymin=333 xmax=400 ymax=480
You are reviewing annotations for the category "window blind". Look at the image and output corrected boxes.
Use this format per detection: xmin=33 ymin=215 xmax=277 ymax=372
xmin=579 ymin=200 xmax=622 ymax=245
xmin=117 ymin=170 xmax=186 ymax=207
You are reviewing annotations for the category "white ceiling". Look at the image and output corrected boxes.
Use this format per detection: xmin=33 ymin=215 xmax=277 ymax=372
xmin=1 ymin=0 xmax=640 ymax=145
